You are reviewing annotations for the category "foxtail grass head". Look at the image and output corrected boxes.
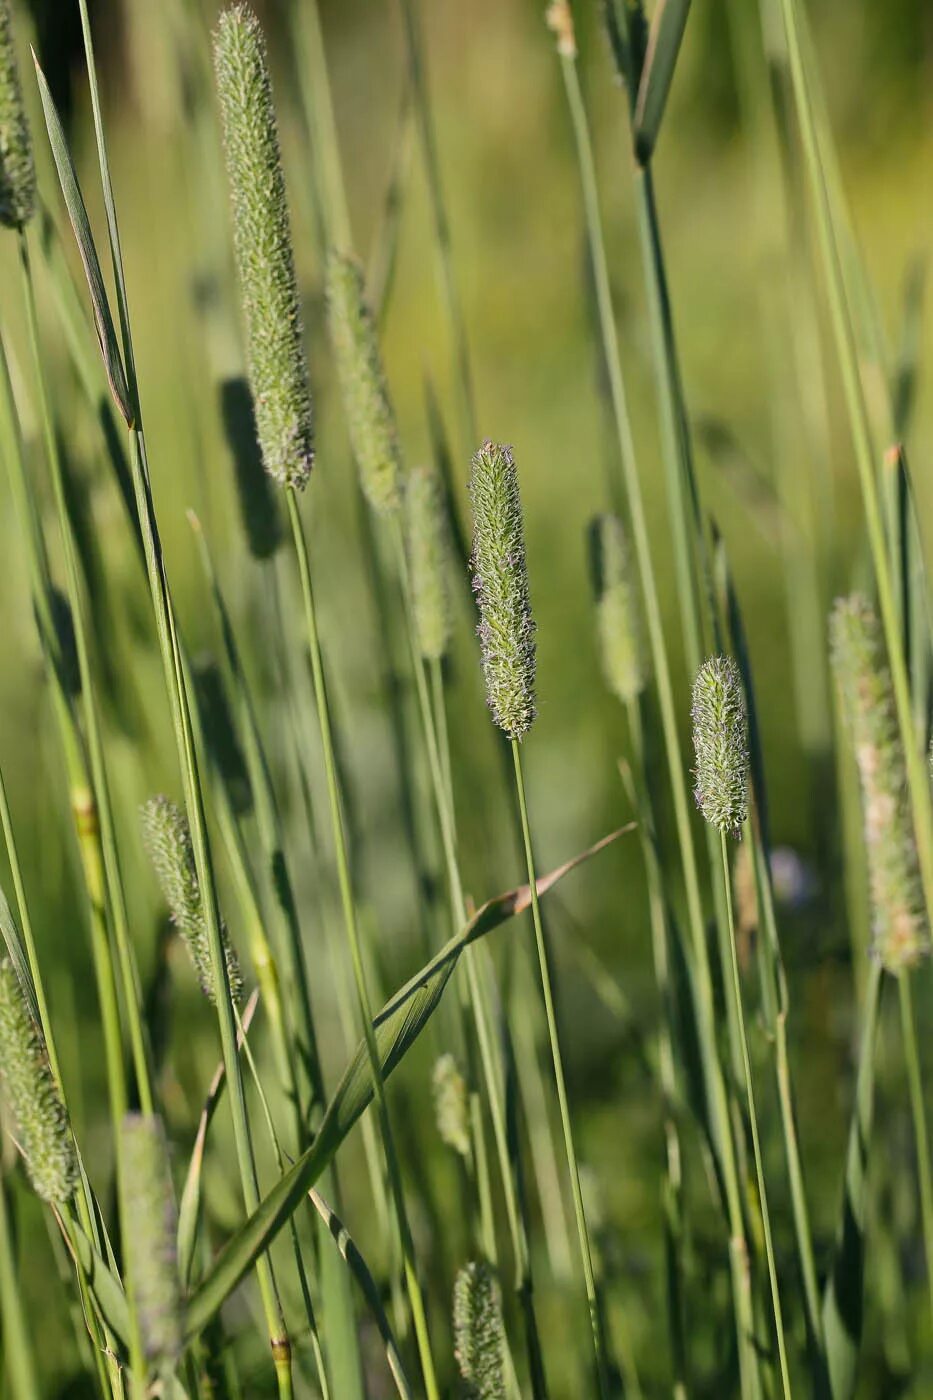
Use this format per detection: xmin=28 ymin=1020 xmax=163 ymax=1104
xmin=326 ymin=250 xmax=402 ymax=514
xmin=453 ymin=1260 xmax=506 ymax=1399
xmin=468 ymin=441 xmax=536 ymax=741
xmin=590 ymin=513 xmax=645 ymax=704
xmin=141 ymin=796 xmax=244 ymax=1005
xmin=120 ymin=1114 xmax=182 ymax=1371
xmin=0 ymin=0 xmax=34 ymax=229
xmin=0 ymin=959 xmax=77 ymax=1203
xmin=691 ymin=655 xmax=749 ymax=838
xmin=830 ymin=594 xmax=929 ymax=974
xmin=432 ymin=1053 xmax=469 ymax=1159
xmin=405 ymin=466 xmax=451 ymax=661
xmin=213 ymin=5 xmax=313 ymax=491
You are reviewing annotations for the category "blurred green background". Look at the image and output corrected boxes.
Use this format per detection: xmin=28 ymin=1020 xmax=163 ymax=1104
xmin=1 ymin=0 xmax=932 ymax=1393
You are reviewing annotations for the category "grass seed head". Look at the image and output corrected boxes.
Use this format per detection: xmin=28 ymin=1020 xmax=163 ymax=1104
xmin=453 ymin=1260 xmax=506 ymax=1399
xmin=590 ymin=513 xmax=645 ymax=704
xmin=326 ymin=250 xmax=402 ymax=514
xmin=213 ymin=5 xmax=313 ymax=491
xmin=0 ymin=959 xmax=76 ymax=1203
xmin=691 ymin=655 xmax=749 ymax=838
xmin=432 ymin=1053 xmax=470 ymax=1158
xmin=469 ymin=441 xmax=536 ymax=741
xmin=405 ymin=465 xmax=452 ymax=661
xmin=141 ymin=795 xmax=244 ymax=1005
xmin=830 ymin=594 xmax=929 ymax=974
xmin=120 ymin=1114 xmax=182 ymax=1370
xmin=0 ymin=0 xmax=34 ymax=229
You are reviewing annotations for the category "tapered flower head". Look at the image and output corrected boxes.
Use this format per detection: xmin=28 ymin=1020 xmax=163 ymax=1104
xmin=0 ymin=959 xmax=77 ymax=1202
xmin=453 ymin=1260 xmax=506 ymax=1399
xmin=691 ymin=655 xmax=749 ymax=838
xmin=830 ymin=595 xmax=928 ymax=974
xmin=468 ymin=441 xmax=536 ymax=741
xmin=590 ymin=513 xmax=645 ymax=703
xmin=0 ymin=0 xmax=34 ymax=229
xmin=120 ymin=1114 xmax=182 ymax=1370
xmin=141 ymin=796 xmax=244 ymax=1005
xmin=326 ymin=250 xmax=402 ymax=514
xmin=405 ymin=466 xmax=451 ymax=661
xmin=432 ymin=1053 xmax=469 ymax=1158
xmin=214 ymin=5 xmax=313 ymax=490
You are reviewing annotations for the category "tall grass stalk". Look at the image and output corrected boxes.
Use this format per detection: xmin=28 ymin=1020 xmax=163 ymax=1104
xmin=0 ymin=1175 xmax=39 ymax=1399
xmin=553 ymin=34 xmax=759 ymax=1394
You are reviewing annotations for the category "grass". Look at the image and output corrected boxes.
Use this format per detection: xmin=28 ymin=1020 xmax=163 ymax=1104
xmin=0 ymin=0 xmax=930 ymax=1396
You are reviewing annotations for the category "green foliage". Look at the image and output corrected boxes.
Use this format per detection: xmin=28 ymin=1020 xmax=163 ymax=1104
xmin=590 ymin=512 xmax=645 ymax=704
xmin=119 ymin=1114 xmax=182 ymax=1371
xmin=405 ymin=465 xmax=452 ymax=660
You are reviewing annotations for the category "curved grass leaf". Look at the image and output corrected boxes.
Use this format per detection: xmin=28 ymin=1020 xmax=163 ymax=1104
xmin=633 ymin=0 xmax=692 ymax=163
xmin=32 ymin=54 xmax=133 ymax=429
xmin=56 ymin=1207 xmax=130 ymax=1347
xmin=184 ymin=826 xmax=632 ymax=1339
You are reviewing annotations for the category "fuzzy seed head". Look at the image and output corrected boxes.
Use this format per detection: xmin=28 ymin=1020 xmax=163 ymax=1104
xmin=0 ymin=959 xmax=76 ymax=1202
xmin=469 ymin=442 xmax=536 ymax=741
xmin=214 ymin=6 xmax=313 ymax=491
xmin=0 ymin=0 xmax=34 ymax=229
xmin=453 ymin=1261 xmax=506 ymax=1399
xmin=830 ymin=595 xmax=929 ymax=974
xmin=326 ymin=250 xmax=402 ymax=514
xmin=432 ymin=1053 xmax=470 ymax=1158
xmin=120 ymin=1114 xmax=182 ymax=1369
xmin=141 ymin=796 xmax=244 ymax=1005
xmin=691 ymin=655 xmax=749 ymax=838
xmin=405 ymin=466 xmax=452 ymax=660
xmin=591 ymin=513 xmax=645 ymax=703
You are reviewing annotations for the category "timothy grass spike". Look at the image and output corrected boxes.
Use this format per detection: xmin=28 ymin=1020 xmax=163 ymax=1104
xmin=213 ymin=5 xmax=313 ymax=491
xmin=326 ymin=249 xmax=402 ymax=514
xmin=591 ymin=512 xmax=645 ymax=703
xmin=691 ymin=655 xmax=749 ymax=838
xmin=830 ymin=594 xmax=929 ymax=974
xmin=405 ymin=465 xmax=451 ymax=660
xmin=469 ymin=441 xmax=536 ymax=741
xmin=452 ymin=1261 xmax=506 ymax=1399
xmin=0 ymin=958 xmax=77 ymax=1203
xmin=0 ymin=0 xmax=34 ymax=229
xmin=120 ymin=1114 xmax=182 ymax=1370
xmin=141 ymin=796 xmax=244 ymax=1005
xmin=432 ymin=1053 xmax=470 ymax=1158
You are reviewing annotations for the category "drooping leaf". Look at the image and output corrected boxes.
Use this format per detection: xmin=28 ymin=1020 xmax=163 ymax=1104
xmin=184 ymin=826 xmax=631 ymax=1338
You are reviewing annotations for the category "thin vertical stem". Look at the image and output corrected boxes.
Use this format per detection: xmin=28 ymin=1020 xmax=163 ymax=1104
xmin=898 ymin=973 xmax=933 ymax=1332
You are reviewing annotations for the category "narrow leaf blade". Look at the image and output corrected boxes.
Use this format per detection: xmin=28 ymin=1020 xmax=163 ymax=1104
xmin=633 ymin=0 xmax=692 ymax=162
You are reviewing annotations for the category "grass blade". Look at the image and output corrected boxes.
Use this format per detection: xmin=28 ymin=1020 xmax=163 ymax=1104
xmin=633 ymin=0 xmax=692 ymax=161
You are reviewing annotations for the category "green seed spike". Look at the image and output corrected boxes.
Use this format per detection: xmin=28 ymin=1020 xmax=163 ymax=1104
xmin=468 ymin=441 xmax=536 ymax=741
xmin=452 ymin=1261 xmax=506 ymax=1400
xmin=141 ymin=796 xmax=244 ymax=1005
xmin=213 ymin=5 xmax=313 ymax=491
xmin=432 ymin=1053 xmax=470 ymax=1159
xmin=0 ymin=959 xmax=76 ymax=1203
xmin=405 ymin=465 xmax=451 ymax=660
xmin=691 ymin=655 xmax=749 ymax=838
xmin=326 ymin=249 xmax=402 ymax=514
xmin=590 ymin=512 xmax=645 ymax=704
xmin=0 ymin=0 xmax=34 ymax=229
xmin=830 ymin=595 xmax=929 ymax=975
xmin=120 ymin=1114 xmax=182 ymax=1371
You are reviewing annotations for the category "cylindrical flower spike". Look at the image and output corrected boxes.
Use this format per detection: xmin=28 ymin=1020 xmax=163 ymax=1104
xmin=405 ymin=465 xmax=451 ymax=661
xmin=213 ymin=5 xmax=313 ymax=491
xmin=691 ymin=655 xmax=749 ymax=838
xmin=0 ymin=0 xmax=34 ymax=230
xmin=326 ymin=250 xmax=402 ymax=514
xmin=452 ymin=1260 xmax=506 ymax=1400
xmin=0 ymin=959 xmax=77 ymax=1203
xmin=141 ymin=796 xmax=244 ymax=1005
xmin=830 ymin=595 xmax=929 ymax=974
xmin=590 ymin=513 xmax=645 ymax=703
xmin=468 ymin=441 xmax=536 ymax=741
xmin=432 ymin=1053 xmax=470 ymax=1159
xmin=120 ymin=1114 xmax=182 ymax=1371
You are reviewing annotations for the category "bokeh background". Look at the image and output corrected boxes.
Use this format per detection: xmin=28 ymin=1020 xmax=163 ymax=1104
xmin=2 ymin=0 xmax=932 ymax=1393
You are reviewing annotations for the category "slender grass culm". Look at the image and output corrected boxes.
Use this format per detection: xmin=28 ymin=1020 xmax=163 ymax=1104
xmin=469 ymin=439 xmax=610 ymax=1395
xmin=691 ymin=656 xmax=792 ymax=1398
xmin=213 ymin=10 xmax=440 ymax=1396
